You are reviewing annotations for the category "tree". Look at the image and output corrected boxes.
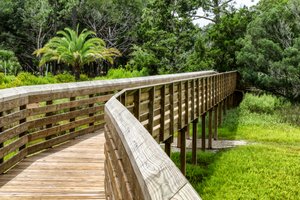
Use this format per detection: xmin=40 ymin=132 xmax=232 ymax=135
xmin=128 ymin=0 xmax=199 ymax=74
xmin=237 ymin=0 xmax=300 ymax=101
xmin=34 ymin=27 xmax=121 ymax=80
xmin=0 ymin=49 xmax=21 ymax=76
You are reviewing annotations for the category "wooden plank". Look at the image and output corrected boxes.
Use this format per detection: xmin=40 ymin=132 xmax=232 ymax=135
xmin=69 ymin=97 xmax=76 ymax=133
xmin=133 ymin=89 xmax=141 ymax=121
xmin=169 ymin=83 xmax=175 ymax=139
xmin=214 ymin=105 xmax=218 ymax=140
xmin=0 ymin=136 xmax=28 ymax=159
xmin=148 ymin=87 xmax=155 ymax=135
xmin=159 ymin=85 xmax=166 ymax=142
xmin=0 ymin=97 xmax=28 ymax=113
xmin=28 ymin=124 xmax=102 ymax=155
xmin=28 ymin=106 xmax=103 ymax=129
xmin=201 ymin=114 xmax=206 ymax=151
xmin=180 ymin=128 xmax=186 ymax=176
xmin=0 ymin=109 xmax=28 ymax=128
xmin=0 ymin=148 xmax=27 ymax=174
xmin=192 ymin=119 xmax=198 ymax=165
xmin=28 ymin=114 xmax=104 ymax=142
xmin=0 ymin=123 xmax=28 ymax=144
xmin=28 ymin=94 xmax=111 ymax=116
xmin=19 ymin=105 xmax=27 ymax=151
xmin=208 ymin=109 xmax=213 ymax=149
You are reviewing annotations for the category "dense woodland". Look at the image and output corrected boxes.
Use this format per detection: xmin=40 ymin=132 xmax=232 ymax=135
xmin=0 ymin=0 xmax=299 ymax=101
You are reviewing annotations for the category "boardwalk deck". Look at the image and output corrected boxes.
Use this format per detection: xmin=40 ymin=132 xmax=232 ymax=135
xmin=0 ymin=131 xmax=105 ymax=200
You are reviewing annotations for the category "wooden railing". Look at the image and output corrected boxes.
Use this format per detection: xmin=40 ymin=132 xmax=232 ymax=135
xmin=105 ymin=71 xmax=238 ymax=199
xmin=0 ymin=70 xmax=214 ymax=174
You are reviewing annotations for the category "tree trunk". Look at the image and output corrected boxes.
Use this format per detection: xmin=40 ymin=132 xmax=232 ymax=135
xmin=74 ymin=65 xmax=80 ymax=81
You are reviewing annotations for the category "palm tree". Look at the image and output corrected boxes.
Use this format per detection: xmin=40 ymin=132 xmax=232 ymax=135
xmin=34 ymin=27 xmax=121 ymax=80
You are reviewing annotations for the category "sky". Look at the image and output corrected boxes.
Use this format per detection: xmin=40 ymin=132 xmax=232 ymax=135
xmin=194 ymin=0 xmax=260 ymax=27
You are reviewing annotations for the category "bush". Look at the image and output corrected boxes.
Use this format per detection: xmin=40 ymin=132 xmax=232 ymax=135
xmin=54 ymin=72 xmax=75 ymax=83
xmin=15 ymin=72 xmax=50 ymax=85
xmin=79 ymin=74 xmax=90 ymax=81
xmin=240 ymin=93 xmax=282 ymax=114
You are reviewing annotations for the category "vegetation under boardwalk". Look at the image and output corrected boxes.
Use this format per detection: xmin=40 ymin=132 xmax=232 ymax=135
xmin=0 ymin=131 xmax=105 ymax=200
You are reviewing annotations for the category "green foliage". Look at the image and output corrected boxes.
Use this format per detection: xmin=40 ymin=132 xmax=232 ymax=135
xmin=237 ymin=0 xmax=300 ymax=101
xmin=79 ymin=74 xmax=90 ymax=81
xmin=0 ymin=49 xmax=21 ymax=75
xmin=54 ymin=72 xmax=75 ymax=83
xmin=219 ymin=94 xmax=300 ymax=144
xmin=240 ymin=93 xmax=282 ymax=114
xmin=95 ymin=68 xmax=148 ymax=79
xmin=34 ymin=27 xmax=121 ymax=80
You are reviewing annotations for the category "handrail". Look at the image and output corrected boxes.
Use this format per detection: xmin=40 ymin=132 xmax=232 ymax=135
xmin=0 ymin=70 xmax=215 ymax=174
xmin=104 ymin=71 xmax=238 ymax=199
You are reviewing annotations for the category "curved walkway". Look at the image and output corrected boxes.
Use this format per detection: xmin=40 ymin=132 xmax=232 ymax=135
xmin=0 ymin=131 xmax=105 ymax=200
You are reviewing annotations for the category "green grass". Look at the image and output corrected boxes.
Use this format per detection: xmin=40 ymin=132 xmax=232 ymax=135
xmin=171 ymin=94 xmax=300 ymax=199
xmin=219 ymin=109 xmax=300 ymax=145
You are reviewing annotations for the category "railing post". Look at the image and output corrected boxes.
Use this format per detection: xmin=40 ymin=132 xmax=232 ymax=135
xmin=69 ymin=97 xmax=76 ymax=133
xmin=185 ymin=81 xmax=190 ymax=139
xmin=19 ymin=105 xmax=27 ymax=151
xmin=89 ymin=94 xmax=95 ymax=127
xmin=196 ymin=79 xmax=200 ymax=117
xmin=201 ymin=113 xmax=206 ymax=151
xmin=214 ymin=105 xmax=218 ymax=140
xmin=192 ymin=119 xmax=198 ymax=165
xmin=160 ymin=85 xmax=166 ymax=142
xmin=45 ymin=100 xmax=53 ymax=140
xmin=134 ymin=89 xmax=141 ymax=121
xmin=148 ymin=87 xmax=155 ymax=135
xmin=208 ymin=109 xmax=213 ymax=149
xmin=180 ymin=127 xmax=186 ymax=176
xmin=177 ymin=82 xmax=182 ymax=148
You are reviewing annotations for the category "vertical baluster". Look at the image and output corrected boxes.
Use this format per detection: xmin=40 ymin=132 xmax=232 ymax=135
xmin=148 ymin=87 xmax=155 ymax=136
xmin=134 ymin=89 xmax=141 ymax=121
xmin=160 ymin=85 xmax=166 ymax=142
xmin=69 ymin=97 xmax=76 ymax=133
xmin=192 ymin=119 xmax=198 ymax=165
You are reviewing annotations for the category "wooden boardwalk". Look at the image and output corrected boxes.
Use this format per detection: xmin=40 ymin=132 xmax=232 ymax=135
xmin=0 ymin=131 xmax=105 ymax=200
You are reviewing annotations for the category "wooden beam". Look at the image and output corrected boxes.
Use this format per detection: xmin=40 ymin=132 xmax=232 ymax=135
xmin=19 ymin=105 xmax=27 ymax=151
xmin=214 ymin=106 xmax=218 ymax=140
xmin=134 ymin=89 xmax=141 ymax=121
xmin=45 ymin=100 xmax=53 ymax=140
xmin=208 ymin=109 xmax=213 ymax=149
xmin=160 ymin=85 xmax=166 ymax=142
xmin=0 ymin=111 xmax=3 ymax=164
xmin=192 ymin=119 xmax=198 ymax=165
xmin=69 ymin=97 xmax=76 ymax=133
xmin=180 ymin=127 xmax=186 ymax=176
xmin=201 ymin=114 xmax=206 ymax=151
xmin=177 ymin=82 xmax=182 ymax=148
xmin=148 ymin=87 xmax=155 ymax=135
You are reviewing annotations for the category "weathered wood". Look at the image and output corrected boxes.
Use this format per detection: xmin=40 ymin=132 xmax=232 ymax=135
xmin=192 ymin=119 xmax=198 ymax=165
xmin=69 ymin=97 xmax=76 ymax=133
xmin=105 ymin=98 xmax=194 ymax=199
xmin=160 ymin=85 xmax=166 ymax=142
xmin=19 ymin=105 xmax=27 ymax=151
xmin=180 ymin=127 xmax=186 ymax=176
xmin=177 ymin=82 xmax=183 ymax=148
xmin=208 ymin=109 xmax=213 ymax=149
xmin=201 ymin=114 xmax=206 ymax=151
xmin=0 ymin=136 xmax=28 ymax=159
xmin=214 ymin=105 xmax=218 ymax=140
xmin=148 ymin=87 xmax=155 ymax=135
xmin=169 ymin=83 xmax=175 ymax=140
xmin=133 ymin=89 xmax=141 ymax=121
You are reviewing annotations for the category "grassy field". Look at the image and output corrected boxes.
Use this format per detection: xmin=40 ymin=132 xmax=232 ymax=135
xmin=171 ymin=94 xmax=300 ymax=200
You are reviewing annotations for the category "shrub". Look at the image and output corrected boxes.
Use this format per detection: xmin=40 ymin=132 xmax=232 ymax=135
xmin=15 ymin=72 xmax=50 ymax=85
xmin=79 ymin=74 xmax=89 ymax=81
xmin=54 ymin=72 xmax=75 ymax=83
xmin=240 ymin=93 xmax=282 ymax=114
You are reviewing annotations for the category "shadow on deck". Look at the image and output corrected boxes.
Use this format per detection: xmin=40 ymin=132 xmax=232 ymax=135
xmin=0 ymin=131 xmax=105 ymax=200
